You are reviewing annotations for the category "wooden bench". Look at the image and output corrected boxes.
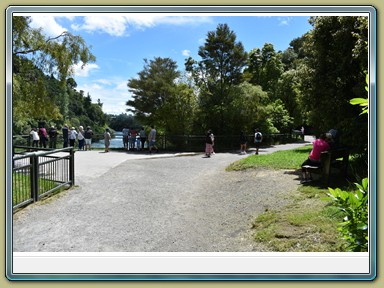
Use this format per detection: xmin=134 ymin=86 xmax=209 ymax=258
xmin=302 ymin=148 xmax=349 ymax=186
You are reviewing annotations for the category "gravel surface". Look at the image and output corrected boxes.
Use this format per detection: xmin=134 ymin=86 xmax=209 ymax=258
xmin=13 ymin=141 xmax=311 ymax=252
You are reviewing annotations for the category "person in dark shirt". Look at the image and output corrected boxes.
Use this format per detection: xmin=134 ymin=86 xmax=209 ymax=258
xmin=62 ymin=124 xmax=69 ymax=148
xmin=205 ymin=130 xmax=214 ymax=158
xmin=240 ymin=131 xmax=247 ymax=155
xmin=48 ymin=126 xmax=58 ymax=149
xmin=84 ymin=126 xmax=94 ymax=151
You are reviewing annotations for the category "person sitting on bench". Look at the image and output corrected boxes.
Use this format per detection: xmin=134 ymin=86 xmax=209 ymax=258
xmin=301 ymin=133 xmax=331 ymax=184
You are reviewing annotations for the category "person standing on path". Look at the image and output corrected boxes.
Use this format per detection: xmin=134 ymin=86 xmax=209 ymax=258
xmin=48 ymin=126 xmax=58 ymax=149
xmin=139 ymin=127 xmax=147 ymax=151
xmin=240 ymin=131 xmax=247 ymax=155
xmin=30 ymin=128 xmax=40 ymax=147
xmin=38 ymin=126 xmax=48 ymax=148
xmin=205 ymin=130 xmax=214 ymax=157
xmin=62 ymin=124 xmax=69 ymax=148
xmin=69 ymin=127 xmax=78 ymax=148
xmin=148 ymin=125 xmax=158 ymax=154
xmin=104 ymin=128 xmax=111 ymax=152
xmin=209 ymin=130 xmax=215 ymax=155
xmin=84 ymin=126 xmax=94 ymax=151
xmin=254 ymin=128 xmax=263 ymax=155
xmin=78 ymin=126 xmax=85 ymax=151
xmin=129 ymin=128 xmax=137 ymax=150
xmin=122 ymin=127 xmax=130 ymax=150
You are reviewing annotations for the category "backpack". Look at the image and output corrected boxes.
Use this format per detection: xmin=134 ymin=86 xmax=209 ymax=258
xmin=256 ymin=132 xmax=262 ymax=141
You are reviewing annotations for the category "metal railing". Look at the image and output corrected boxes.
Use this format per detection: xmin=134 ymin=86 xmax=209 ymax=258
xmin=14 ymin=132 xmax=303 ymax=153
xmin=157 ymin=133 xmax=300 ymax=152
xmin=12 ymin=147 xmax=75 ymax=211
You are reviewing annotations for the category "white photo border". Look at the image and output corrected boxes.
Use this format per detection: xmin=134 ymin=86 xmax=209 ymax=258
xmin=6 ymin=5 xmax=377 ymax=281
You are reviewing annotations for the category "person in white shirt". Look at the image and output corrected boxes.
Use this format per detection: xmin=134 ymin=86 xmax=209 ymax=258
xmin=30 ymin=128 xmax=40 ymax=147
xmin=69 ymin=127 xmax=78 ymax=147
xmin=77 ymin=126 xmax=85 ymax=150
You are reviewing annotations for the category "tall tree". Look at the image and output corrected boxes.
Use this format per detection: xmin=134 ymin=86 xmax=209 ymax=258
xmin=185 ymin=23 xmax=248 ymax=134
xmin=244 ymin=43 xmax=284 ymax=101
xmin=127 ymin=57 xmax=189 ymax=133
xmin=299 ymin=16 xmax=368 ymax=149
xmin=12 ymin=16 xmax=96 ymax=129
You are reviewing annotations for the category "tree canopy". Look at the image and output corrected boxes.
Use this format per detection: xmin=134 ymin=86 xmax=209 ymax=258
xmin=12 ymin=16 xmax=105 ymax=134
xmin=185 ymin=23 xmax=248 ymax=134
xmin=12 ymin=16 xmax=369 ymax=156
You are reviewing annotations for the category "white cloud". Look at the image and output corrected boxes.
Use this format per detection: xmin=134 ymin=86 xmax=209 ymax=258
xmin=76 ymin=78 xmax=131 ymax=115
xmin=29 ymin=16 xmax=67 ymax=37
xmin=72 ymin=62 xmax=99 ymax=77
xmin=278 ymin=17 xmax=292 ymax=26
xmin=95 ymin=79 xmax=113 ymax=85
xmin=115 ymin=81 xmax=128 ymax=91
xmin=182 ymin=49 xmax=191 ymax=57
xmin=71 ymin=15 xmax=128 ymax=36
xmin=71 ymin=15 xmax=213 ymax=37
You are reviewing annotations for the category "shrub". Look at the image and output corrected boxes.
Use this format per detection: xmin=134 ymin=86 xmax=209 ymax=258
xmin=324 ymin=178 xmax=368 ymax=251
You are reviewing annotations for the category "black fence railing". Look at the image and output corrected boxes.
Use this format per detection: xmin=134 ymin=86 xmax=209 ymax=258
xmin=157 ymin=133 xmax=304 ymax=152
xmin=12 ymin=147 xmax=75 ymax=211
xmin=13 ymin=132 xmax=305 ymax=153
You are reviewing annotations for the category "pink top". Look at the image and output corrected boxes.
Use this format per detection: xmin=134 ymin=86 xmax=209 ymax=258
xmin=309 ymin=138 xmax=330 ymax=161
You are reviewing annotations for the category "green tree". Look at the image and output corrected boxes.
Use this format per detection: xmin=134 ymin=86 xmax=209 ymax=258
xmin=127 ymin=57 xmax=182 ymax=132
xmin=244 ymin=43 xmax=284 ymax=101
xmin=160 ymin=83 xmax=197 ymax=135
xmin=299 ymin=16 xmax=368 ymax=150
xmin=12 ymin=16 xmax=96 ymax=130
xmin=275 ymin=69 xmax=303 ymax=127
xmin=185 ymin=23 xmax=248 ymax=134
xmin=266 ymin=99 xmax=294 ymax=133
xmin=229 ymin=82 xmax=268 ymax=133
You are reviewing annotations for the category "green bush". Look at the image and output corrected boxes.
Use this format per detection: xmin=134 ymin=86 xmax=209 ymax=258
xmin=323 ymin=178 xmax=368 ymax=251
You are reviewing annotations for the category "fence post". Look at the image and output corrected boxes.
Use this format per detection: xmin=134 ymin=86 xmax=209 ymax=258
xmin=30 ymin=154 xmax=39 ymax=202
xmin=69 ymin=148 xmax=75 ymax=186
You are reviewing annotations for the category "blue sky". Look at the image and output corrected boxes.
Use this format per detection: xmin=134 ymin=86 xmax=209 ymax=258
xmin=27 ymin=14 xmax=313 ymax=115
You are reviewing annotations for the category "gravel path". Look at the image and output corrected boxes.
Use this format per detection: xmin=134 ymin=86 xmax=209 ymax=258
xmin=13 ymin=140 xmax=311 ymax=252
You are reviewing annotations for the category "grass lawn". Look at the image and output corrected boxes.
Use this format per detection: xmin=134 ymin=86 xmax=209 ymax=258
xmin=12 ymin=172 xmax=61 ymax=206
xmin=226 ymin=146 xmax=312 ymax=171
xmin=226 ymin=145 xmax=355 ymax=252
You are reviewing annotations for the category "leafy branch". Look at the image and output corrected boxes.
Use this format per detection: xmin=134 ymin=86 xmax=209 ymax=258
xmin=349 ymin=73 xmax=368 ymax=115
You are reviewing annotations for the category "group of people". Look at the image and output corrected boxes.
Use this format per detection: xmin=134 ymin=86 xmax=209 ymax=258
xmin=205 ymin=128 xmax=263 ymax=158
xmin=121 ymin=125 xmax=158 ymax=154
xmin=204 ymin=126 xmax=340 ymax=185
xmin=239 ymin=129 xmax=263 ymax=155
xmin=122 ymin=127 xmax=145 ymax=151
xmin=29 ymin=125 xmax=95 ymax=151
xmin=29 ymin=126 xmax=58 ymax=149
xmin=62 ymin=124 xmax=95 ymax=151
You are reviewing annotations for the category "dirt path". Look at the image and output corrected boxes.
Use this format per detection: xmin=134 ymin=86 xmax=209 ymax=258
xmin=13 ymin=141 xmax=310 ymax=252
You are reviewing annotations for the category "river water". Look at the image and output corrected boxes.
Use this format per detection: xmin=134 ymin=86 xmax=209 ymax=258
xmin=92 ymin=131 xmax=124 ymax=149
xmin=92 ymin=131 xmax=145 ymax=149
